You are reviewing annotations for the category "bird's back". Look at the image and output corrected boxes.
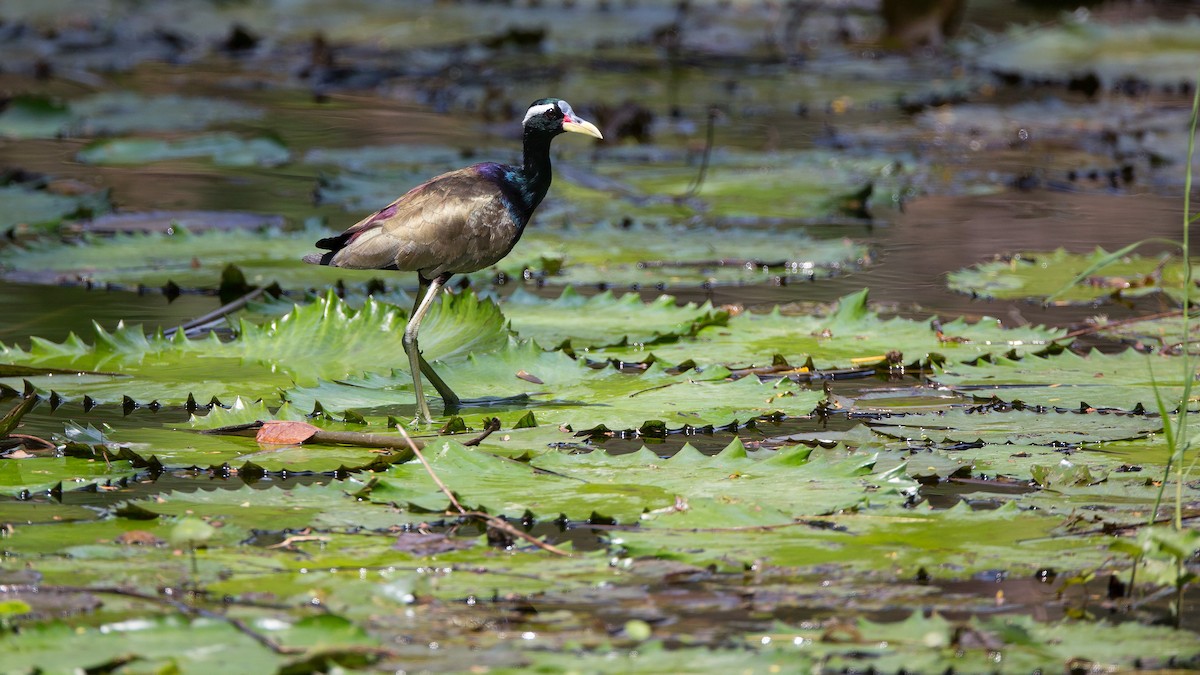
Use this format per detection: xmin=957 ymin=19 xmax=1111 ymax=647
xmin=305 ymin=164 xmax=536 ymax=279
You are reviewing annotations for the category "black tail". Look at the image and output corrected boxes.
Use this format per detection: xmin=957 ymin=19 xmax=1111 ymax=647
xmin=302 ymin=232 xmax=351 ymax=265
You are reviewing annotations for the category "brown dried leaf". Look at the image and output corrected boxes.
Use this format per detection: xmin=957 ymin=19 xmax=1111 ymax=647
xmin=515 ymin=369 xmax=544 ymax=384
xmin=116 ymin=530 xmax=166 ymax=546
xmin=256 ymin=420 xmax=320 ymax=445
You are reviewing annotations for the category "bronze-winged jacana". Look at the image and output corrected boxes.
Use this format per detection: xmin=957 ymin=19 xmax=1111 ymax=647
xmin=303 ymin=98 xmax=602 ymax=423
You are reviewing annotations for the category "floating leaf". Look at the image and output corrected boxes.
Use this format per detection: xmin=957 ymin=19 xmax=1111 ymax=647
xmin=932 ymin=348 xmax=1197 ymax=412
xmin=0 ymin=614 xmax=375 ymax=674
xmin=1088 ymin=313 xmax=1200 ymax=354
xmin=621 ymin=500 xmax=1114 ymax=573
xmin=868 ymin=408 xmax=1160 ymax=446
xmin=364 ymin=439 xmax=906 ymax=521
xmin=285 ymin=347 xmax=825 ymax=431
xmin=0 ymin=184 xmax=111 ymax=231
xmin=947 ymin=248 xmax=1198 ymax=305
xmin=502 ymin=286 xmax=726 ymax=348
xmin=0 ymin=93 xmax=263 ymax=139
xmin=0 ymin=291 xmax=507 ymax=406
xmin=77 ymin=133 xmax=291 ymax=167
xmin=0 ymin=226 xmax=353 ymax=290
xmin=596 ymin=288 xmax=1065 ymax=368
xmin=0 ymin=96 xmax=71 ymax=139
xmin=507 ymin=221 xmax=870 ymax=287
xmin=977 ymin=18 xmax=1200 ymax=88
xmin=0 ymin=455 xmax=136 ymax=497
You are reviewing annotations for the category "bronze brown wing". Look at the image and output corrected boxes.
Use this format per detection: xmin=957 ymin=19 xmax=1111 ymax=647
xmin=306 ymin=166 xmax=523 ymax=279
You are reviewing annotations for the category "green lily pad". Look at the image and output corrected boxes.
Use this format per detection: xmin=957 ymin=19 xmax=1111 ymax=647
xmin=0 ymin=291 xmax=507 ymax=406
xmin=284 ymin=348 xmax=825 ymax=431
xmin=590 ymin=149 xmax=892 ymax=220
xmin=758 ymin=612 xmax=1200 ymax=673
xmin=508 ymin=221 xmax=870 ymax=287
xmin=0 ymin=92 xmax=264 ymax=139
xmin=0 ymin=454 xmax=136 ymax=497
xmin=0 ymin=217 xmax=866 ymax=293
xmin=1088 ymin=313 xmax=1200 ymax=354
xmin=0 ymin=226 xmax=374 ymax=290
xmin=227 ymin=291 xmax=508 ymax=386
xmin=502 ymin=286 xmax=726 ymax=349
xmin=363 ymin=439 xmax=910 ymax=522
xmin=0 ymin=614 xmax=375 ymax=674
xmin=0 ymin=501 xmax=97 ymax=525
xmin=77 ymin=133 xmax=291 ymax=167
xmin=868 ymin=408 xmax=1160 ymax=446
xmin=932 ymin=348 xmax=1197 ymax=412
xmin=947 ymin=248 xmax=1199 ymax=305
xmin=976 ymin=18 xmax=1200 ymax=88
xmin=596 ymin=288 xmax=1066 ymax=368
xmin=0 ymin=184 xmax=111 ymax=231
xmin=0 ymin=96 xmax=71 ymax=139
xmin=1021 ymin=470 xmax=1200 ymax=521
xmin=929 ymin=440 xmax=1165 ymax=483
xmin=120 ymin=480 xmax=428 ymax=531
xmin=315 ymin=143 xmax=899 ymax=224
xmin=619 ymin=500 xmax=1111 ymax=573
xmin=0 ymin=288 xmax=506 ymax=398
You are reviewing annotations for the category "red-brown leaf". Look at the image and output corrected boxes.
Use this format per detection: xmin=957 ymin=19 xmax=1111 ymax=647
xmin=256 ymin=420 xmax=320 ymax=445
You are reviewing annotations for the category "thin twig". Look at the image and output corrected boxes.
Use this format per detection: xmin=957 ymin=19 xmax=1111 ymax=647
xmin=1053 ymin=310 xmax=1184 ymax=342
xmin=267 ymin=534 xmax=332 ymax=549
xmin=163 ymin=287 xmax=266 ymax=339
xmin=630 ymin=382 xmax=680 ymax=397
xmin=682 ymin=106 xmax=719 ymax=199
xmin=462 ymin=417 xmax=502 ymax=446
xmin=6 ymin=433 xmax=56 ymax=450
xmin=396 ymin=424 xmax=465 ymax=514
xmin=461 ymin=510 xmax=573 ymax=557
xmin=395 ymin=424 xmax=572 ymax=557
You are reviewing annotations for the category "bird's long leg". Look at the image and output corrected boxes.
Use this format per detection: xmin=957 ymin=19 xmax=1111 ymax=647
xmin=419 ymin=355 xmax=461 ymax=409
xmin=412 ymin=274 xmax=460 ymax=408
xmin=404 ymin=273 xmax=454 ymax=423
xmin=404 ymin=273 xmax=462 ymax=423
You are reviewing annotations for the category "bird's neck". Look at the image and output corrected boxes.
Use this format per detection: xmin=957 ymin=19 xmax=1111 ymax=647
xmin=517 ymin=131 xmax=555 ymax=208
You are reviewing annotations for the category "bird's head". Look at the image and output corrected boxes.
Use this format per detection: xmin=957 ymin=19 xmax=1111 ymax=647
xmin=523 ymin=98 xmax=603 ymax=140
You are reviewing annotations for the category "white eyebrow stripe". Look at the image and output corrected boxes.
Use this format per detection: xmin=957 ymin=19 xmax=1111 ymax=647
xmin=523 ymin=103 xmax=557 ymax=124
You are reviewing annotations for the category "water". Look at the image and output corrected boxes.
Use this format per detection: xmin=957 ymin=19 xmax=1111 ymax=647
xmin=2 ymin=3 xmax=1199 ymax=663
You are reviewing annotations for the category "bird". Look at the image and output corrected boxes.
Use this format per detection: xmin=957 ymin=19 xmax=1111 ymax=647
xmin=304 ymin=98 xmax=602 ymax=424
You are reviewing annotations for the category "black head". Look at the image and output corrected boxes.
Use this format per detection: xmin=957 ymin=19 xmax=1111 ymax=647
xmin=522 ymin=98 xmax=603 ymax=139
